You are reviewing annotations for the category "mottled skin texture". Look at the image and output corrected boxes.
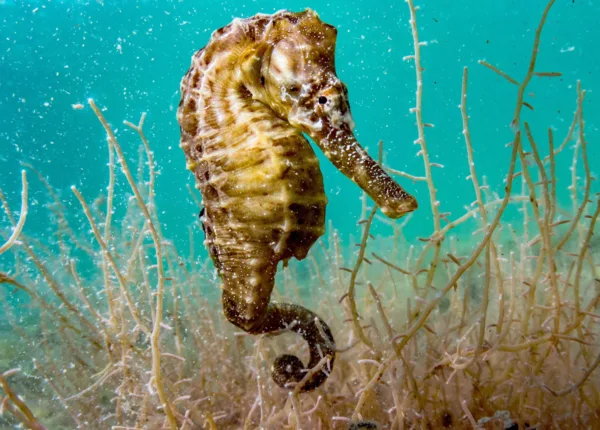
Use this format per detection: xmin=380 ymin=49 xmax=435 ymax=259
xmin=177 ymin=9 xmax=417 ymax=391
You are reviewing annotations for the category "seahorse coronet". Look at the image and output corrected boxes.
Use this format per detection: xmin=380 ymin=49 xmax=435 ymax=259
xmin=178 ymin=9 xmax=417 ymax=392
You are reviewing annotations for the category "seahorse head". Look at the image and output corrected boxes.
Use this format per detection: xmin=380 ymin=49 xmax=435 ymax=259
xmin=241 ymin=10 xmax=417 ymax=218
xmin=252 ymin=11 xmax=351 ymax=131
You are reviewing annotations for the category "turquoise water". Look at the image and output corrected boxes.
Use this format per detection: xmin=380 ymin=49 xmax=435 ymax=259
xmin=0 ymin=0 xmax=598 ymax=256
xmin=1 ymin=2 xmax=599 ymax=428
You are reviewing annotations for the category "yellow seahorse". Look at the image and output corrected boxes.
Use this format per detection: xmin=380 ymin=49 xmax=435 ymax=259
xmin=177 ymin=9 xmax=417 ymax=392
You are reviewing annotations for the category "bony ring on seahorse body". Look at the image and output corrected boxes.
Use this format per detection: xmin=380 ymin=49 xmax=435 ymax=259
xmin=177 ymin=9 xmax=417 ymax=392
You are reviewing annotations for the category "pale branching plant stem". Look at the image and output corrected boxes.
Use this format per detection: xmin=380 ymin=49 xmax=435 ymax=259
xmin=126 ymin=109 xmax=188 ymax=381
xmin=19 ymin=162 xmax=94 ymax=254
xmin=7 ymin=228 xmax=104 ymax=346
xmin=0 ymin=370 xmax=46 ymax=430
xmin=124 ymin=113 xmax=158 ymax=224
xmin=68 ymin=257 xmax=117 ymax=364
xmin=346 ymin=205 xmax=379 ymax=353
xmin=544 ymin=92 xmax=583 ymax=165
xmin=386 ymin=0 xmax=558 ymax=388
xmin=367 ymin=283 xmax=424 ymax=413
xmin=460 ymin=67 xmax=506 ymax=336
xmin=543 ymin=200 xmax=600 ymax=396
xmin=1 ymin=173 xmax=107 ymax=354
xmin=87 ymin=99 xmax=178 ymax=430
xmin=115 ymin=287 xmax=129 ymax=426
xmin=352 ymin=135 xmax=521 ymax=421
xmin=102 ymin=133 xmax=118 ymax=328
xmin=405 ymin=0 xmax=443 ymax=290
xmin=125 ymin=114 xmax=186 ymax=375
xmin=347 ymin=141 xmax=387 ymax=354
xmin=33 ymin=359 xmax=83 ymax=428
xmin=71 ymin=186 xmax=151 ymax=337
xmin=457 ymin=90 xmax=492 ymax=370
xmin=0 ymin=170 xmax=28 ymax=255
xmin=477 ymin=0 xmax=557 ymax=343
xmin=416 ymin=136 xmax=518 ymax=363
xmin=548 ymin=128 xmax=558 ymax=230
xmin=522 ymin=123 xmax=561 ymax=334
xmin=556 ymin=82 xmax=592 ymax=252
xmin=568 ymin=198 xmax=600 ymax=334
xmin=510 ymin=0 xmax=556 ymax=130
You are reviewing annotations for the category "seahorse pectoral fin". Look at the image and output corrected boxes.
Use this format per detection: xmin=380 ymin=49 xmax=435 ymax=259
xmin=311 ymin=125 xmax=418 ymax=219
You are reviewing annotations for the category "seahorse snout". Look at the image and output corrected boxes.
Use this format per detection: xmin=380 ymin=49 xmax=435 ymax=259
xmin=265 ymin=44 xmax=417 ymax=218
xmin=311 ymin=125 xmax=418 ymax=219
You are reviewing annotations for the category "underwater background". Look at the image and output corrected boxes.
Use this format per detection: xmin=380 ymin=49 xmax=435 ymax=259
xmin=1 ymin=0 xmax=600 ymax=429
xmin=1 ymin=0 xmax=598 ymax=245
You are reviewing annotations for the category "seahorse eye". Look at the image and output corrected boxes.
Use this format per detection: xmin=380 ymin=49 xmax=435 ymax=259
xmin=318 ymin=96 xmax=328 ymax=104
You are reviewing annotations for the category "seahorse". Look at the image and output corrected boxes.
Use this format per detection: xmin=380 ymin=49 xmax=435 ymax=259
xmin=177 ymin=9 xmax=417 ymax=392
